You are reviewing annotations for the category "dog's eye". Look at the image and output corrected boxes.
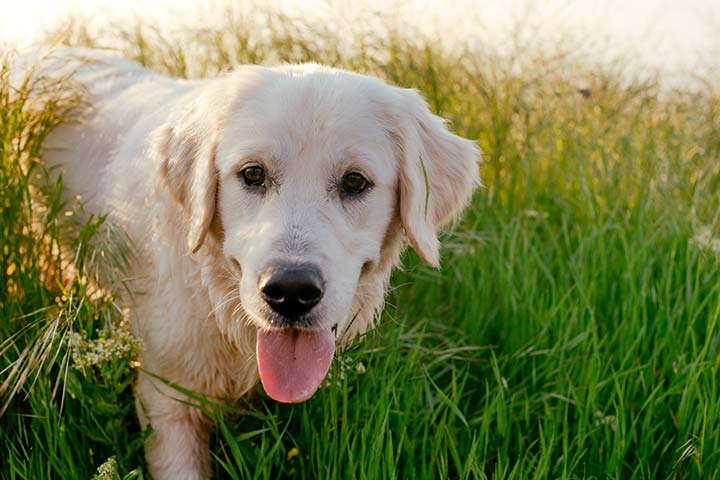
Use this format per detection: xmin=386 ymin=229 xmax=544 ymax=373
xmin=341 ymin=172 xmax=369 ymax=195
xmin=240 ymin=166 xmax=265 ymax=187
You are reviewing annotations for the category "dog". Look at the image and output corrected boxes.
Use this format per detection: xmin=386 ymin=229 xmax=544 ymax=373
xmin=12 ymin=48 xmax=480 ymax=479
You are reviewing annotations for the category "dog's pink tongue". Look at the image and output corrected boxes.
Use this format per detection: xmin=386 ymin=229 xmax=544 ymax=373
xmin=256 ymin=328 xmax=335 ymax=403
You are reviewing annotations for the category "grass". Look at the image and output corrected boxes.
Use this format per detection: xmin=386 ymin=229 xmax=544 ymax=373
xmin=2 ymin=7 xmax=720 ymax=479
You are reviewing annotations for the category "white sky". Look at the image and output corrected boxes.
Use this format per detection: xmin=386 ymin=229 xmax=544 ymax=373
xmin=1 ymin=0 xmax=718 ymax=80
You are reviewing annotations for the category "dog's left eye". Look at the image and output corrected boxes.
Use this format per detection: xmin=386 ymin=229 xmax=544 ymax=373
xmin=341 ymin=172 xmax=370 ymax=195
xmin=240 ymin=166 xmax=265 ymax=187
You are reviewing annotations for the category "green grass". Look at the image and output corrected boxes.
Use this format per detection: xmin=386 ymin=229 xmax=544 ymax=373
xmin=2 ymin=8 xmax=720 ymax=479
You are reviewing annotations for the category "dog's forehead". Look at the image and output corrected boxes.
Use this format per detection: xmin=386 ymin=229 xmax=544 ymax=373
xmin=219 ymin=68 xmax=397 ymax=176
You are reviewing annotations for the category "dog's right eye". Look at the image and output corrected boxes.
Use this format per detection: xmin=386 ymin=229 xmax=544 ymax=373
xmin=240 ymin=166 xmax=265 ymax=187
xmin=341 ymin=172 xmax=370 ymax=196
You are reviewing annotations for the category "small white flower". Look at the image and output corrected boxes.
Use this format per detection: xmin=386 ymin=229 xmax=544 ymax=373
xmin=690 ymin=225 xmax=720 ymax=256
xmin=355 ymin=361 xmax=366 ymax=374
xmin=594 ymin=410 xmax=617 ymax=431
xmin=68 ymin=324 xmax=140 ymax=370
xmin=93 ymin=456 xmax=117 ymax=480
xmin=521 ymin=209 xmax=549 ymax=219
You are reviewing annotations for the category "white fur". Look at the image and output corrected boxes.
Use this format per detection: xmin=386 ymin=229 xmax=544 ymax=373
xmin=12 ymin=48 xmax=480 ymax=479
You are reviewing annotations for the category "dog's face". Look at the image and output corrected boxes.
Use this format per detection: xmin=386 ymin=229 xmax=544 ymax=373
xmin=156 ymin=65 xmax=479 ymax=403
xmin=217 ymin=69 xmax=399 ymax=338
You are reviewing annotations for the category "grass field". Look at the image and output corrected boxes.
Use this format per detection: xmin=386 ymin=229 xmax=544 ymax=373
xmin=2 ymin=9 xmax=720 ymax=479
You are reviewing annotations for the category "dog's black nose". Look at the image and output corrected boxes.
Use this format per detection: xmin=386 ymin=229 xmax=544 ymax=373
xmin=258 ymin=265 xmax=324 ymax=319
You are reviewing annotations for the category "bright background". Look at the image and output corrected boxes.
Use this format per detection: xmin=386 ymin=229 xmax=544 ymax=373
xmin=1 ymin=0 xmax=719 ymax=82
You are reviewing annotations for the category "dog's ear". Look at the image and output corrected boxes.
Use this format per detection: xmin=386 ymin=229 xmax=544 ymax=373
xmin=152 ymin=67 xmax=271 ymax=253
xmin=152 ymin=89 xmax=225 ymax=254
xmin=390 ymin=88 xmax=481 ymax=266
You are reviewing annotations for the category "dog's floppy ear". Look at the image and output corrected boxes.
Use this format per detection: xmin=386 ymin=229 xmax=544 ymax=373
xmin=152 ymin=88 xmax=226 ymax=254
xmin=390 ymin=88 xmax=481 ymax=266
xmin=152 ymin=67 xmax=271 ymax=253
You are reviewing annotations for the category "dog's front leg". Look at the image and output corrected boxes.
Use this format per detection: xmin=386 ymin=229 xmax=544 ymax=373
xmin=136 ymin=371 xmax=213 ymax=480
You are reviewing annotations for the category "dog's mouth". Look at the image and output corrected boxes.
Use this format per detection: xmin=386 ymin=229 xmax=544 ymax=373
xmin=256 ymin=327 xmax=335 ymax=403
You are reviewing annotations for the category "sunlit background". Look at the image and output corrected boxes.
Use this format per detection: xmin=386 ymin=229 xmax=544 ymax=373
xmin=1 ymin=0 xmax=719 ymax=84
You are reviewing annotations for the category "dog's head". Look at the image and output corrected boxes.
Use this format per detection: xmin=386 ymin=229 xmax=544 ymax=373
xmin=153 ymin=64 xmax=480 ymax=402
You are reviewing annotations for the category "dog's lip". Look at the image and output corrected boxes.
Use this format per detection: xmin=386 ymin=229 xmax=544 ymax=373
xmin=257 ymin=324 xmax=329 ymax=333
xmin=258 ymin=307 xmax=330 ymax=330
xmin=256 ymin=321 xmax=337 ymax=339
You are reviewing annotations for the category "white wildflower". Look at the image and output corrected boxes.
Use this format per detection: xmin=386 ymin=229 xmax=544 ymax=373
xmin=322 ymin=354 xmax=366 ymax=388
xmin=690 ymin=225 xmax=720 ymax=256
xmin=92 ymin=456 xmax=117 ymax=480
xmin=67 ymin=324 xmax=141 ymax=370
xmin=594 ymin=410 xmax=617 ymax=431
xmin=521 ymin=209 xmax=549 ymax=219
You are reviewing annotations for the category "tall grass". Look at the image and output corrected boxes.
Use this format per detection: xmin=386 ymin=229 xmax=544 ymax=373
xmin=0 ymin=52 xmax=142 ymax=479
xmin=2 ymin=7 xmax=720 ymax=479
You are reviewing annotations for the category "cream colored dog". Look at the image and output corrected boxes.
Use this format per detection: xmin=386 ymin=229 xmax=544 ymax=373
xmin=14 ymin=48 xmax=480 ymax=479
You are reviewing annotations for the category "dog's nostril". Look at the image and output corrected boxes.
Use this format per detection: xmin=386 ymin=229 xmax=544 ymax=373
xmin=297 ymin=284 xmax=322 ymax=305
xmin=261 ymin=284 xmax=285 ymax=303
xmin=258 ymin=264 xmax=325 ymax=319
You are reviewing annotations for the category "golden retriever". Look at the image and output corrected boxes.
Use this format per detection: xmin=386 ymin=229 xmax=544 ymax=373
xmin=13 ymin=48 xmax=480 ymax=479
